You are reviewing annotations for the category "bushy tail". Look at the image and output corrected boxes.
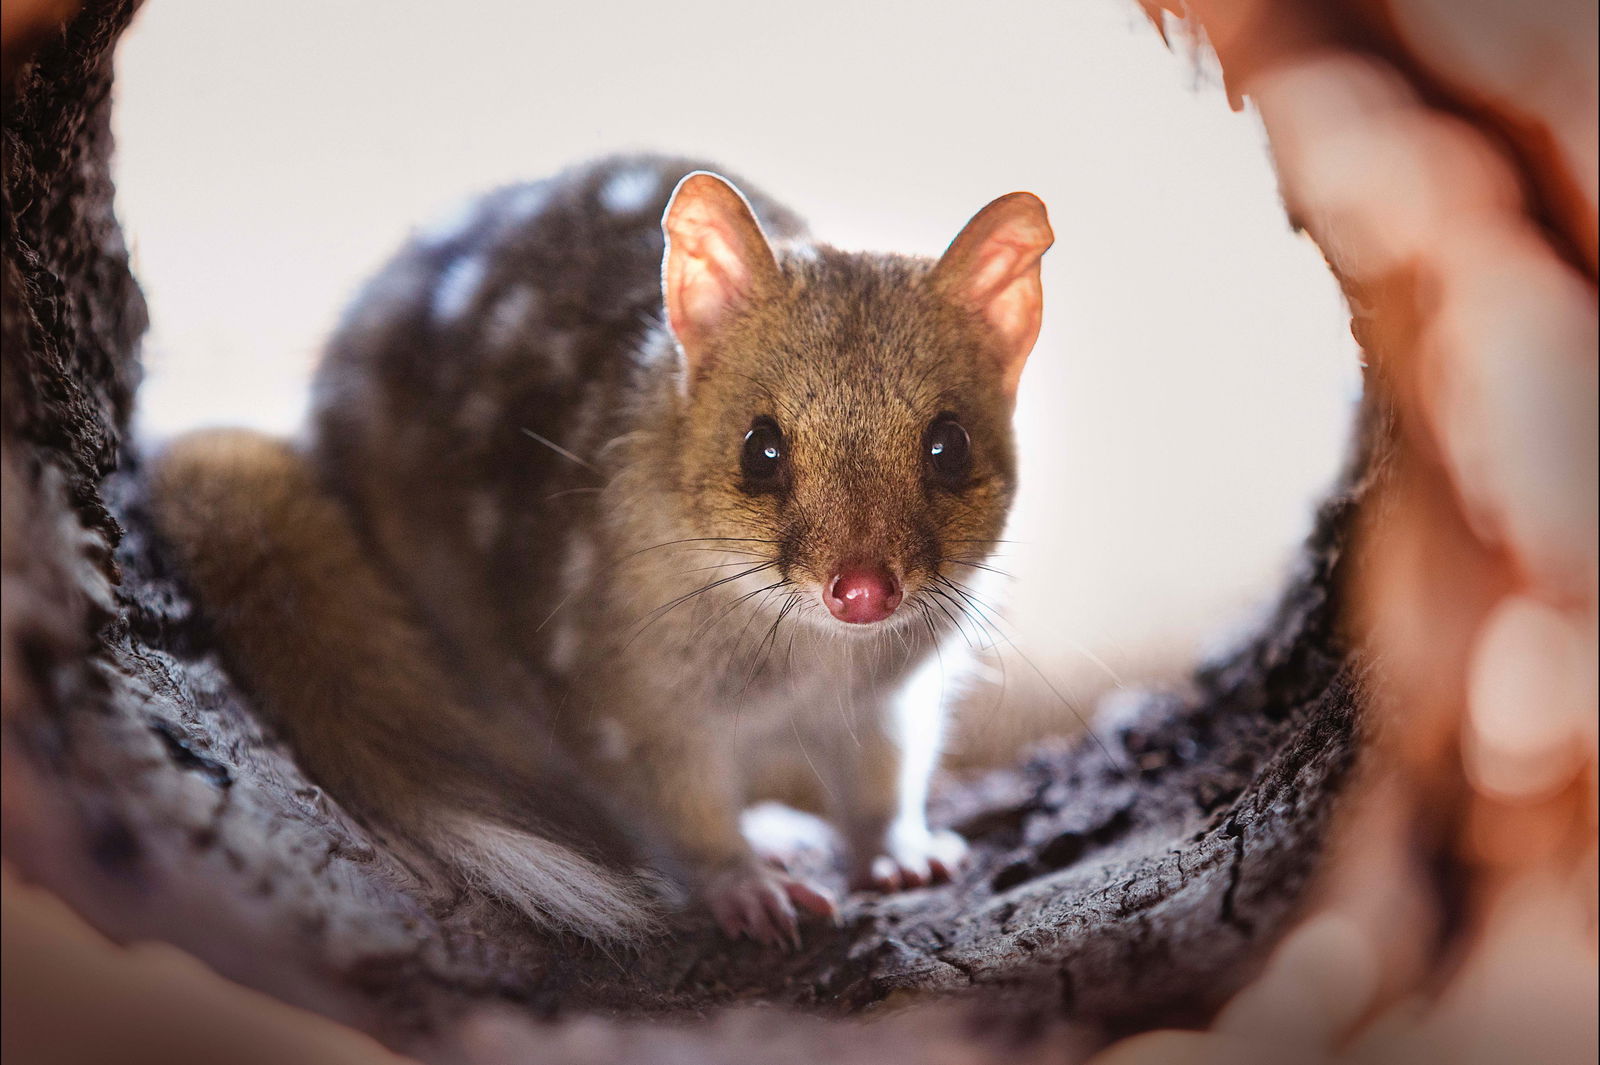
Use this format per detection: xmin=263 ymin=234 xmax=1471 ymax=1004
xmin=148 ymin=428 xmax=663 ymax=942
xmin=425 ymin=813 xmax=661 ymax=940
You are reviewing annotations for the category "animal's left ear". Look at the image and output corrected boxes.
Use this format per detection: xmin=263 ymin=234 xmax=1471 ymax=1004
xmin=931 ymin=192 xmax=1053 ymax=399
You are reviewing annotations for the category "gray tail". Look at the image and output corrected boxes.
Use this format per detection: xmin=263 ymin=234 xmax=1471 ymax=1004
xmin=424 ymin=812 xmax=663 ymax=941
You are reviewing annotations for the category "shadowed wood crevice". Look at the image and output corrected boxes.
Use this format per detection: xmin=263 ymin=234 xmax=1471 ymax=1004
xmin=68 ymin=435 xmax=1367 ymax=1040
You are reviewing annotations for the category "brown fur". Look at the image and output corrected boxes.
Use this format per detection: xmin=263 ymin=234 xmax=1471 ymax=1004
xmin=149 ymin=431 xmax=664 ymax=938
xmin=149 ymin=155 xmax=1050 ymax=943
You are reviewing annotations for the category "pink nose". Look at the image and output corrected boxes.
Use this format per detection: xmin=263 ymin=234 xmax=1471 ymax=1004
xmin=825 ymin=567 xmax=903 ymax=624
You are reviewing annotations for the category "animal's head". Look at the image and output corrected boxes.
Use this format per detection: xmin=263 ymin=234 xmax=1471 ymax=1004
xmin=661 ymin=172 xmax=1052 ymax=633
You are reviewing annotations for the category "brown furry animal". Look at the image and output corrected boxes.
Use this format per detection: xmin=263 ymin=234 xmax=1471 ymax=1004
xmin=151 ymin=155 xmax=1052 ymax=947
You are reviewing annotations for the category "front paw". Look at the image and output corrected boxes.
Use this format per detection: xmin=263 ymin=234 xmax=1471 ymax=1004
xmin=705 ymin=863 xmax=839 ymax=949
xmin=853 ymin=826 xmax=968 ymax=893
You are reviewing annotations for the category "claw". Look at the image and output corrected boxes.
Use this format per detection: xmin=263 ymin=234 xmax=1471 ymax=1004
xmin=706 ymin=865 xmax=837 ymax=950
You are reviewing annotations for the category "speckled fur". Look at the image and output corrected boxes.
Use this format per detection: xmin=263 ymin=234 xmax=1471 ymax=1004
xmin=152 ymin=155 xmax=1045 ymax=942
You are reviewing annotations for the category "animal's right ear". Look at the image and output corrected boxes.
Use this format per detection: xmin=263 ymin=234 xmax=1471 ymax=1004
xmin=661 ymin=172 xmax=780 ymax=382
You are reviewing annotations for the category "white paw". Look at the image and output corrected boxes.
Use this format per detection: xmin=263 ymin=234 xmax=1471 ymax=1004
xmin=741 ymin=801 xmax=835 ymax=871
xmin=705 ymin=863 xmax=839 ymax=950
xmin=854 ymin=826 xmax=968 ymax=893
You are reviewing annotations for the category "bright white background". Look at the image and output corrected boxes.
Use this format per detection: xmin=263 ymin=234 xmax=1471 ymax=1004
xmin=113 ymin=0 xmax=1361 ymax=748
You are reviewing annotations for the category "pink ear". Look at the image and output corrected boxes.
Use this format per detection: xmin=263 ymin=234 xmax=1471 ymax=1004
xmin=933 ymin=192 xmax=1053 ymax=399
xmin=661 ymin=172 xmax=780 ymax=378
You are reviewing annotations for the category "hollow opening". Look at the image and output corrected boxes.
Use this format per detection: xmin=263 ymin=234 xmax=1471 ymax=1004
xmin=15 ymin=0 xmax=1590 ymax=1061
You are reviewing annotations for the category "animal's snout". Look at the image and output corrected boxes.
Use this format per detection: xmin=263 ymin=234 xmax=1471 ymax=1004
xmin=824 ymin=566 xmax=902 ymax=624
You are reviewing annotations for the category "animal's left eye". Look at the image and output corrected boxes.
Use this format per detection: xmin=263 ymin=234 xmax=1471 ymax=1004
xmin=925 ymin=415 xmax=972 ymax=486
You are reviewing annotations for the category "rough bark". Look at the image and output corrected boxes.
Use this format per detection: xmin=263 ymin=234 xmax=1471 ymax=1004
xmin=2 ymin=1 xmax=1369 ymax=1059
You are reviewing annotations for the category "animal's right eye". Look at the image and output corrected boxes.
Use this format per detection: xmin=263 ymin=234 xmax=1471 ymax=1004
xmin=740 ymin=416 xmax=786 ymax=489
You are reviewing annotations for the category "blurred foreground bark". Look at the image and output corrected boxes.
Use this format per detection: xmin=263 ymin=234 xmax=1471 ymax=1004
xmin=1103 ymin=2 xmax=1598 ymax=1063
xmin=1 ymin=1 xmax=1592 ymax=1063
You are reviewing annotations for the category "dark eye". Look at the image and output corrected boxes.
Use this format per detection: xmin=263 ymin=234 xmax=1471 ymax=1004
xmin=925 ymin=416 xmax=971 ymax=487
xmin=741 ymin=417 xmax=786 ymax=488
